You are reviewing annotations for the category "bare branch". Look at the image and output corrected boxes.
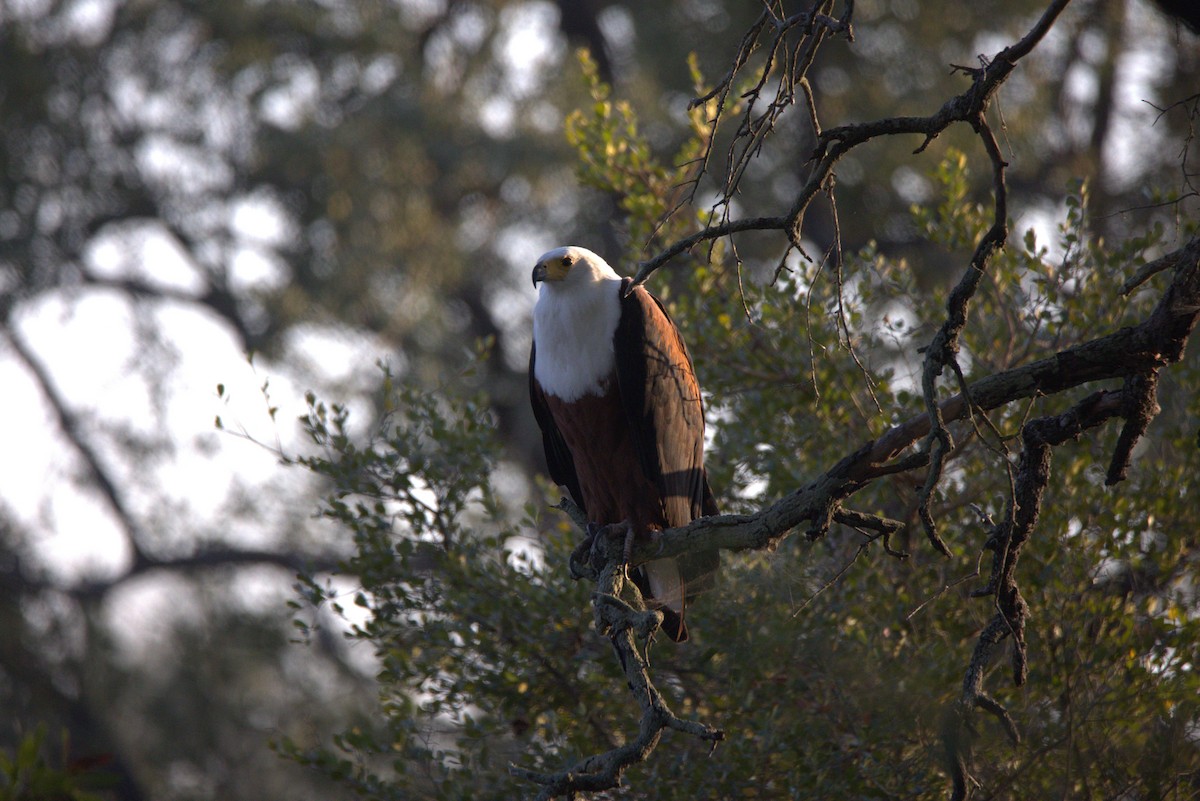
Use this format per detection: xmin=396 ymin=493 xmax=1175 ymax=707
xmin=917 ymin=113 xmax=1010 ymax=556
xmin=1105 ymin=369 xmax=1162 ymax=485
xmin=635 ymin=0 xmax=1073 ymax=288
xmin=944 ymin=386 xmax=1125 ymax=799
xmin=3 ymin=327 xmax=147 ymax=551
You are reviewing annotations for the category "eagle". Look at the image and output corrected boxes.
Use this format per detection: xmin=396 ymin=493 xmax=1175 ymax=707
xmin=529 ymin=245 xmax=718 ymax=641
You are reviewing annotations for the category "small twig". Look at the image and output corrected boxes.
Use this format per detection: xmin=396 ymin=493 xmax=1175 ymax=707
xmin=791 ymin=538 xmax=870 ymax=617
xmin=905 ymin=559 xmax=984 ymax=621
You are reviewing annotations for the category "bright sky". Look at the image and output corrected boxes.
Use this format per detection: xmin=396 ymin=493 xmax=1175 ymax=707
xmin=2 ymin=178 xmax=408 ymax=592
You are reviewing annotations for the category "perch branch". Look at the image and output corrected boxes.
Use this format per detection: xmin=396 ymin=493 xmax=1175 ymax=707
xmin=629 ymin=236 xmax=1198 ymax=570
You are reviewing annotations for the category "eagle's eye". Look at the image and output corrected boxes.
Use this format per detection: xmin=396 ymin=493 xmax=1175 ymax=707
xmin=560 ymin=255 xmax=573 ymax=266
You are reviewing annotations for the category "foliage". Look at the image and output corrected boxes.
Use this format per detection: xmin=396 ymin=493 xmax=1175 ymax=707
xmin=289 ymin=133 xmax=1200 ymax=797
xmin=0 ymin=728 xmax=109 ymax=801
xmin=2 ymin=0 xmax=1198 ymax=799
xmin=281 ymin=360 xmax=609 ymax=800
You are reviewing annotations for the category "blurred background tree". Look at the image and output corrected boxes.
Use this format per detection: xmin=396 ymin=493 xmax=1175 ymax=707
xmin=1 ymin=0 xmax=1197 ymax=798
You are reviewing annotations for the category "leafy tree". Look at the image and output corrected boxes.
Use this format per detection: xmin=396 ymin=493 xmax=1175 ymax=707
xmin=282 ymin=1 xmax=1200 ymax=799
xmin=2 ymin=0 xmax=1198 ymax=799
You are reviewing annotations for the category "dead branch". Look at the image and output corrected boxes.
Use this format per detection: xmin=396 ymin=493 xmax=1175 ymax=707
xmin=632 ymin=0 xmax=1073 ymax=288
xmin=944 ymin=388 xmax=1125 ymax=801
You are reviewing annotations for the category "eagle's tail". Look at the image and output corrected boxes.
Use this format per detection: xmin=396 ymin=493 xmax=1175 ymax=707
xmin=642 ymin=558 xmax=688 ymax=642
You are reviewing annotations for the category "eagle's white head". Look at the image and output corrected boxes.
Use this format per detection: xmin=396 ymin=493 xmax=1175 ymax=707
xmin=531 ymin=245 xmax=624 ymax=401
xmin=531 ymin=245 xmax=620 ymax=290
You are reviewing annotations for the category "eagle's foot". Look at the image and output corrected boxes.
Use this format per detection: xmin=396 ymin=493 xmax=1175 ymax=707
xmin=568 ymin=523 xmax=603 ymax=580
xmin=583 ymin=520 xmax=635 ymax=571
xmin=619 ymin=521 xmax=636 ymax=563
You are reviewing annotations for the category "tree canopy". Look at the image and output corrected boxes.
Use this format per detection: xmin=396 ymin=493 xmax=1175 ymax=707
xmin=1 ymin=0 xmax=1198 ymax=799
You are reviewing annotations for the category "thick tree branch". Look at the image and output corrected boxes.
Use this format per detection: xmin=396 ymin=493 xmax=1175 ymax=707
xmin=627 ymin=236 xmax=1198 ymax=568
xmin=945 ymin=387 xmax=1125 ymax=801
xmin=1105 ymin=369 xmax=1161 ymax=485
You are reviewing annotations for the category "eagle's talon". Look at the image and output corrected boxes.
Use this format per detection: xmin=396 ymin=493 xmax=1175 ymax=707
xmin=621 ymin=522 xmax=636 ymax=564
xmin=569 ymin=526 xmax=601 ymax=580
xmin=587 ymin=520 xmax=635 ymax=571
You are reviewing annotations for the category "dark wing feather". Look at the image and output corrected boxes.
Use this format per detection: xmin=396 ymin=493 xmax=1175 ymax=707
xmin=613 ymin=281 xmax=708 ymax=527
xmin=615 ymin=281 xmax=720 ymax=620
xmin=529 ymin=343 xmax=586 ymax=511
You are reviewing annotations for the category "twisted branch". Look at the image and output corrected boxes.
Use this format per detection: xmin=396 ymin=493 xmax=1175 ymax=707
xmin=512 ymin=537 xmax=724 ymax=799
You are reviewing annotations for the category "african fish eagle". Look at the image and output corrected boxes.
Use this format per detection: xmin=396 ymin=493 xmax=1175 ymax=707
xmin=529 ymin=245 xmax=718 ymax=642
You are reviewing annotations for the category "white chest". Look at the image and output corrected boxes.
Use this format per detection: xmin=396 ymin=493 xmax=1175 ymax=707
xmin=533 ymin=279 xmax=623 ymax=402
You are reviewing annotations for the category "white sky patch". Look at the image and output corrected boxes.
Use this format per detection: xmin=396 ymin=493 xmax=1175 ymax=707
xmin=491 ymin=283 xmax=534 ymax=372
xmin=230 ymin=191 xmax=294 ymax=248
xmin=891 ymin=164 xmax=932 ymax=204
xmin=1015 ymin=204 xmax=1063 ymax=260
xmin=156 ymin=298 xmax=305 ymax=450
xmin=362 ymin=53 xmax=401 ymax=94
xmin=38 ymin=489 xmax=132 ymax=579
xmin=495 ymin=1 xmax=563 ymax=99
xmin=17 ymin=290 xmax=141 ymax=402
xmin=493 ymin=222 xmax=553 ymax=273
xmin=230 ymin=247 xmax=290 ymax=293
xmin=1063 ymin=61 xmax=1098 ymax=143
xmin=478 ymin=95 xmax=517 ymax=138
xmin=136 ymin=134 xmax=233 ymax=194
xmin=598 ymin=5 xmax=635 ymax=61
xmin=85 ymin=222 xmax=207 ymax=295
xmin=282 ymin=323 xmax=391 ymax=390
xmin=102 ymin=572 xmax=206 ymax=670
xmin=486 ymin=224 xmax=544 ymax=370
xmin=1105 ymin=47 xmax=1173 ymax=188
xmin=259 ymin=56 xmax=321 ymax=130
xmin=0 ymin=354 xmax=60 ymax=517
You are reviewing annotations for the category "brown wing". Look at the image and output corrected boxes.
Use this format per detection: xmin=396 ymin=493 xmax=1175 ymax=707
xmin=613 ymin=281 xmax=709 ymax=527
xmin=614 ymin=281 xmax=720 ymax=637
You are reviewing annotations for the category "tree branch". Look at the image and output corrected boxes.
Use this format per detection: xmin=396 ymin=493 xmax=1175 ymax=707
xmin=917 ymin=113 xmax=1010 ymax=557
xmin=628 ymin=236 xmax=1198 ymax=571
xmin=944 ymin=387 xmax=1125 ymax=801
xmin=511 ymin=551 xmax=724 ymax=799
xmin=3 ymin=327 xmax=146 ymax=550
xmin=633 ymin=0 xmax=1073 ymax=288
